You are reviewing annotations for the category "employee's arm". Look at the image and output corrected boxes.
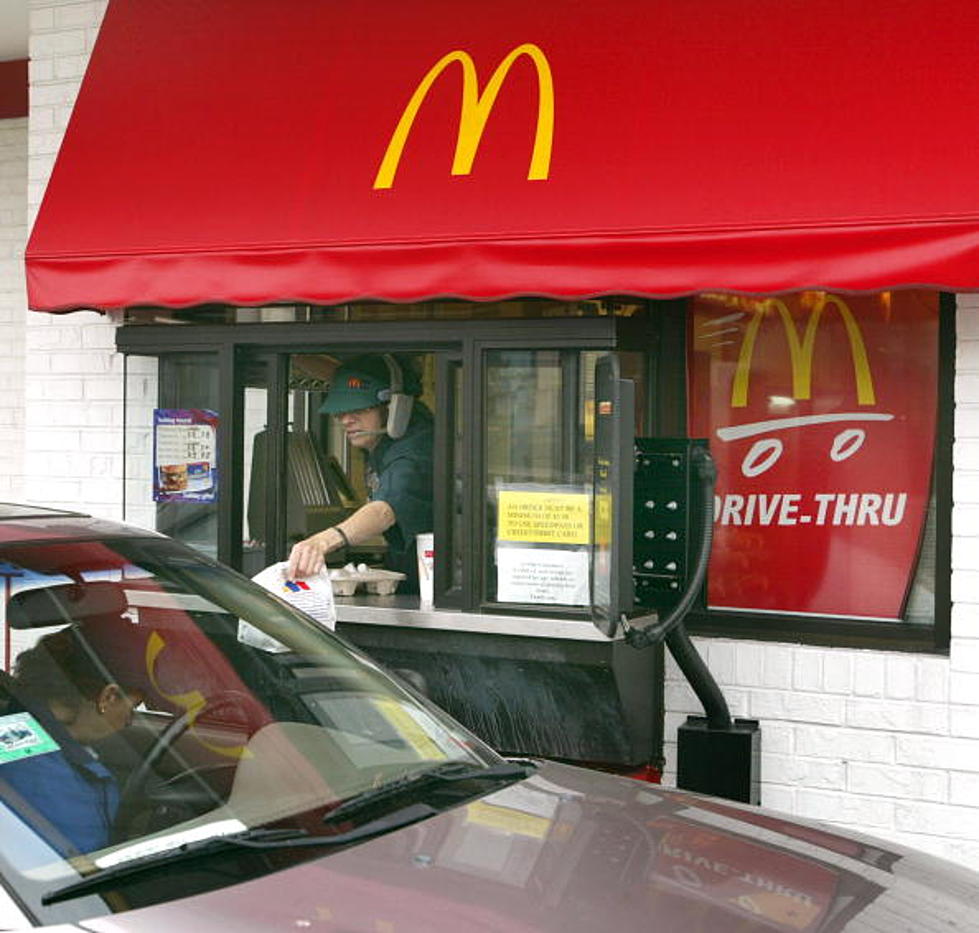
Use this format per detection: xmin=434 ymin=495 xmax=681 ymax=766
xmin=286 ymin=500 xmax=396 ymax=579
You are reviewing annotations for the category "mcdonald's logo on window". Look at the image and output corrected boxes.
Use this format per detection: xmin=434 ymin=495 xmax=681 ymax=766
xmin=731 ymin=295 xmax=876 ymax=408
xmin=373 ymin=43 xmax=554 ymax=190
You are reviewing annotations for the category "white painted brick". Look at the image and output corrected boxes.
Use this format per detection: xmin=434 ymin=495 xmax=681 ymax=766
xmin=721 ymin=688 xmax=750 ymax=718
xmin=760 ymin=645 xmax=793 ymax=689
xmin=83 ymin=377 xmax=123 ymax=401
xmin=663 ymin=711 xmax=688 ymax=739
xmin=734 ymin=642 xmax=764 ymax=686
xmin=704 ymin=640 xmax=736 ymax=683
xmin=792 ymin=649 xmax=823 ymax=691
xmin=665 ymin=681 xmax=699 ymax=712
xmin=847 ymin=762 xmax=948 ymax=803
xmin=895 ymin=734 xmax=979 ymax=769
xmin=852 ymin=654 xmax=885 ymax=697
xmin=31 ymin=28 xmax=88 ymax=59
xmin=23 ymin=450 xmax=116 ymax=479
xmin=25 ymin=80 xmax=81 ymax=112
xmin=952 ymin=568 xmax=979 ymax=603
xmin=956 ymin=373 xmax=979 ymax=402
xmin=916 ymin=657 xmax=950 ymax=703
xmin=48 ymin=350 xmax=111 ymax=373
xmin=795 ymin=789 xmax=895 ymax=828
xmin=53 ymin=53 xmax=90 ymax=81
xmin=26 ymin=378 xmax=84 ymax=401
xmin=758 ymin=721 xmax=793 ymax=755
xmin=759 ymin=785 xmax=795 ymax=813
xmin=23 ymin=477 xmax=84 ymax=504
xmin=80 ymin=319 xmax=117 ymax=348
xmin=79 ymin=429 xmax=120 ymax=454
xmin=950 ymin=670 xmax=979 ymax=704
xmin=30 ymin=7 xmax=56 ymax=31
xmin=951 ymin=607 xmax=979 ymax=641
xmin=949 ymin=771 xmax=979 ymax=806
xmin=884 ymin=655 xmax=916 ymax=700
xmin=951 ymin=638 xmax=979 ymax=673
xmin=935 ymin=837 xmax=979 ymax=869
xmin=28 ymin=58 xmax=55 ymax=84
xmin=25 ymin=326 xmax=74 ymax=350
xmin=846 ymin=697 xmax=948 ymax=734
xmin=950 ymin=705 xmax=979 ymax=738
xmin=54 ymin=3 xmax=102 ymax=28
xmin=764 ymin=753 xmax=845 ymax=789
xmin=823 ymin=653 xmax=853 ymax=694
xmin=895 ymin=800 xmax=979 ymax=839
xmin=26 ymin=429 xmax=82 ymax=452
xmin=794 ymin=725 xmax=894 ymax=763
xmin=749 ymin=689 xmax=845 ymax=725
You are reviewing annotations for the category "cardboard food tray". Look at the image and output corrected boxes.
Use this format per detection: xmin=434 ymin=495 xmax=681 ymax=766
xmin=330 ymin=569 xmax=406 ymax=596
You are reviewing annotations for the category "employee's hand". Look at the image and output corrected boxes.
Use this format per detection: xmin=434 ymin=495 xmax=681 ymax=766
xmin=287 ymin=532 xmax=332 ymax=580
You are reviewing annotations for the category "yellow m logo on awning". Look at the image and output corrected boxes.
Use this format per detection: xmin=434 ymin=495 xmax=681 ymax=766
xmin=373 ymin=43 xmax=554 ymax=190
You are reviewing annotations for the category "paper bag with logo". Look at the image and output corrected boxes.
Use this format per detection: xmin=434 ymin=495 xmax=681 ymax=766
xmin=247 ymin=561 xmax=337 ymax=644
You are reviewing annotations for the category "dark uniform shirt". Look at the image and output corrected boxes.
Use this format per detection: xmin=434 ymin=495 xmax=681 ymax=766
xmin=366 ymin=408 xmax=434 ymax=589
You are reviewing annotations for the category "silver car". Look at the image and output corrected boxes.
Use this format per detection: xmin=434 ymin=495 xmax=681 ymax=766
xmin=0 ymin=504 xmax=976 ymax=932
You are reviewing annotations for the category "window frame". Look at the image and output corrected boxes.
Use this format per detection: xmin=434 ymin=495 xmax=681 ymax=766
xmin=118 ymin=314 xmax=626 ymax=617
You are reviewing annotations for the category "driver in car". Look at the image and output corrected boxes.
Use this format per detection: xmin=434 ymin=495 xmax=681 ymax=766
xmin=0 ymin=624 xmax=146 ymax=855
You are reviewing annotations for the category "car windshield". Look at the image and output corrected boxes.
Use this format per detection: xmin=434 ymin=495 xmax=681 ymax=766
xmin=0 ymin=534 xmax=501 ymax=924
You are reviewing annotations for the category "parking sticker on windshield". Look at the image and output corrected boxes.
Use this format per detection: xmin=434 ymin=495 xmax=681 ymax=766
xmin=0 ymin=713 xmax=60 ymax=764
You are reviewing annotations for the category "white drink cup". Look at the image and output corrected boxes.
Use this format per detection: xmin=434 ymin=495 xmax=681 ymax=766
xmin=416 ymin=533 xmax=434 ymax=607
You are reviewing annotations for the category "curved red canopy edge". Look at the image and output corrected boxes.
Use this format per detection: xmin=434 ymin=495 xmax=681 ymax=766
xmin=26 ymin=0 xmax=979 ymax=311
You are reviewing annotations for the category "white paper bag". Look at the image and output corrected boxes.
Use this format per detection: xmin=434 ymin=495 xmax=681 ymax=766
xmin=250 ymin=561 xmax=337 ymax=631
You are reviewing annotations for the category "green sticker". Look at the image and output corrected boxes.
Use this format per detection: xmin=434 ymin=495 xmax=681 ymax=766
xmin=0 ymin=713 xmax=60 ymax=764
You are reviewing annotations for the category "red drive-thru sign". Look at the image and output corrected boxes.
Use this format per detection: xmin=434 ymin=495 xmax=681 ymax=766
xmin=688 ymin=291 xmax=938 ymax=620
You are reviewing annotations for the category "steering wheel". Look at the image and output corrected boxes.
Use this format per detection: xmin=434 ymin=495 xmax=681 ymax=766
xmin=112 ymin=689 xmax=267 ymax=841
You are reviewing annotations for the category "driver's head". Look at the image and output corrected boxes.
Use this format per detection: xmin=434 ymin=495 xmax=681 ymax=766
xmin=14 ymin=624 xmax=146 ymax=742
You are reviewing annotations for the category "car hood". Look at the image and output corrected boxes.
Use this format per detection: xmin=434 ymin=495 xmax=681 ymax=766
xmin=75 ymin=761 xmax=979 ymax=933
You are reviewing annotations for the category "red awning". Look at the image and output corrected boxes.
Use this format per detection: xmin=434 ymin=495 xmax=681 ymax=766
xmin=25 ymin=0 xmax=979 ymax=311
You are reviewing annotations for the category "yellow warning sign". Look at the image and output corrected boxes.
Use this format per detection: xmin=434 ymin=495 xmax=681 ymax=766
xmin=497 ymin=490 xmax=591 ymax=545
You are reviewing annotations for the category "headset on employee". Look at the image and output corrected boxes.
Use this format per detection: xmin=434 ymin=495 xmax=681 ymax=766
xmin=378 ymin=354 xmax=413 ymax=439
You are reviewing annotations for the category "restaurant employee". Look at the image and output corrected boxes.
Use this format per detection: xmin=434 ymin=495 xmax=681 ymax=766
xmin=286 ymin=354 xmax=433 ymax=590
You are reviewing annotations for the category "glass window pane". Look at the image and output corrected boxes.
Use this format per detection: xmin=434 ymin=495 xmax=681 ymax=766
xmin=484 ymin=350 xmax=595 ymax=608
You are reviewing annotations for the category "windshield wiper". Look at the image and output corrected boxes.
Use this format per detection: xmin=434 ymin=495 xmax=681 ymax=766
xmin=42 ymin=803 xmax=437 ymax=906
xmin=323 ymin=758 xmax=536 ymax=826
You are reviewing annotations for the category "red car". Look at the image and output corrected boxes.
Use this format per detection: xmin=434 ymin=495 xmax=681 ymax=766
xmin=0 ymin=503 xmax=976 ymax=932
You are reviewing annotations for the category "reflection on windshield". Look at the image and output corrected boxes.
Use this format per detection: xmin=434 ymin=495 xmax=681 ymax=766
xmin=0 ymin=537 xmax=497 ymax=920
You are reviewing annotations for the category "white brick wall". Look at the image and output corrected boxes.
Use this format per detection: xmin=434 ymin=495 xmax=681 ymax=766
xmin=0 ymin=117 xmax=27 ymax=502
xmin=19 ymin=0 xmax=979 ymax=873
xmin=25 ymin=0 xmax=121 ymax=518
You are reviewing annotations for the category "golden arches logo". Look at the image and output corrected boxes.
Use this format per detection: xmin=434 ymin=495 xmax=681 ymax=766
xmin=731 ymin=295 xmax=876 ymax=408
xmin=145 ymin=631 xmax=251 ymax=761
xmin=373 ymin=43 xmax=554 ymax=190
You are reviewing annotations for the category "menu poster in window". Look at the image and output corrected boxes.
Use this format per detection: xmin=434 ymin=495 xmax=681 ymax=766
xmin=153 ymin=409 xmax=219 ymax=503
xmin=495 ymin=486 xmax=590 ymax=606
xmin=688 ymin=291 xmax=938 ymax=619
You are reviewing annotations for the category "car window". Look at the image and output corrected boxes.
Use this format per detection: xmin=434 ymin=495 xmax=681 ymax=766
xmin=0 ymin=536 xmax=498 ymax=924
